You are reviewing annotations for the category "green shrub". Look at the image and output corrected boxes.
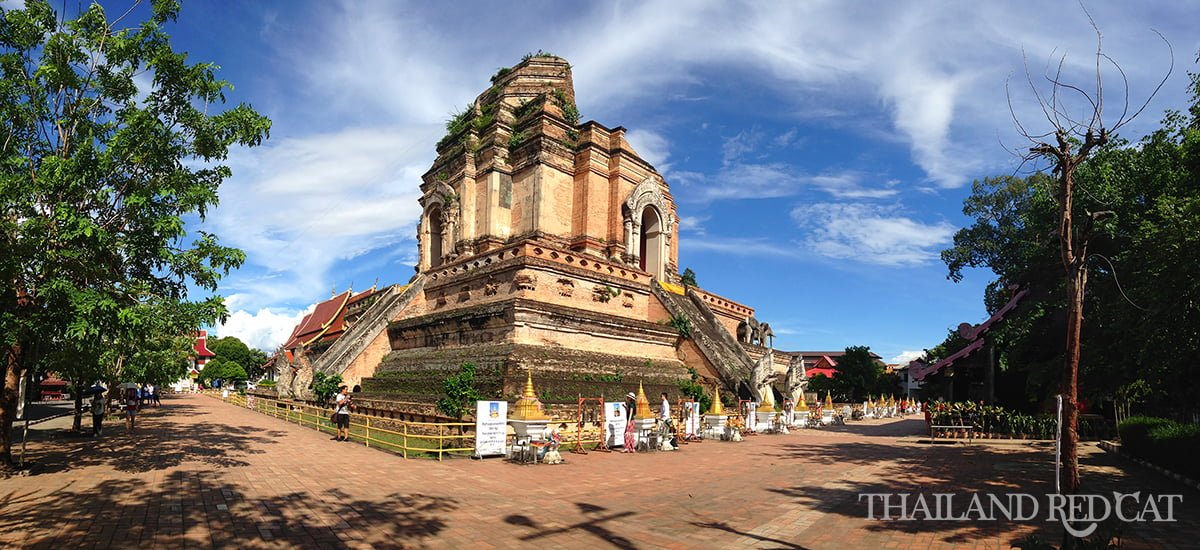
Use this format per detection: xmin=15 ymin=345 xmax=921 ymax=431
xmin=676 ymin=368 xmax=712 ymax=414
xmin=1118 ymin=415 xmax=1173 ymax=451
xmin=435 ymin=363 xmax=482 ymax=420
xmin=1119 ymin=416 xmax=1200 ymax=480
xmin=507 ymin=131 xmax=527 ymax=149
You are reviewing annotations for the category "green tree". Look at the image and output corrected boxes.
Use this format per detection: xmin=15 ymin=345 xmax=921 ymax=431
xmin=804 ymin=347 xmax=883 ymax=402
xmin=805 ymin=373 xmax=836 ymax=399
xmin=436 ymin=363 xmax=482 ymax=420
xmin=680 ymin=268 xmax=698 ymax=287
xmin=209 ymin=336 xmax=268 ymax=380
xmin=222 ymin=361 xmax=247 ymax=382
xmin=946 ymin=43 xmax=1186 ymax=494
xmin=832 ymin=346 xmax=884 ymax=401
xmin=309 ymin=372 xmax=342 ymax=405
xmin=198 ymin=358 xmax=224 ymax=386
xmin=0 ymin=1 xmax=269 ymax=468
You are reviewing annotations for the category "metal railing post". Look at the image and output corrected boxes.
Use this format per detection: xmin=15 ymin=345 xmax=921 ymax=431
xmin=366 ymin=417 xmax=371 ymax=448
xmin=403 ymin=423 xmax=408 ymax=459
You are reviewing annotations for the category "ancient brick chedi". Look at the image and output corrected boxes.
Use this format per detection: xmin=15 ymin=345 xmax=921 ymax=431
xmin=275 ymin=54 xmax=770 ymax=409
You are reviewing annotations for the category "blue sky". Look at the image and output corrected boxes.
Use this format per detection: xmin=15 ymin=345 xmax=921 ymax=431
xmin=49 ymin=1 xmax=1199 ymax=362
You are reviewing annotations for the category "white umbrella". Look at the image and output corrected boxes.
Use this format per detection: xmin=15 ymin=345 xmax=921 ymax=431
xmin=116 ymin=382 xmax=139 ymax=390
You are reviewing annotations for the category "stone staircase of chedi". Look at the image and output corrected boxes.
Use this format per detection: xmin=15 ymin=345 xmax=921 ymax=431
xmin=313 ymin=276 xmax=426 ymax=377
xmin=650 ymin=280 xmax=754 ymax=396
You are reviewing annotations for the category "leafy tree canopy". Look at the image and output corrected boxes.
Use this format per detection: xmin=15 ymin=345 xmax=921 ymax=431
xmin=0 ymin=0 xmax=271 ymax=466
xmin=806 ymin=346 xmax=889 ymax=402
xmin=210 ymin=336 xmax=268 ymax=379
xmin=680 ymin=268 xmax=698 ymax=287
xmin=940 ymin=53 xmax=1200 ymax=415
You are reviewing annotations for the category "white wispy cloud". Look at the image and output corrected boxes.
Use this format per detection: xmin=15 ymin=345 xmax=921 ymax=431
xmin=194 ymin=0 xmax=1188 ymax=321
xmin=217 ymin=304 xmax=315 ymax=352
xmin=563 ymin=1 xmax=1184 ymax=188
xmin=791 ymin=203 xmax=955 ymax=266
xmin=676 ymin=164 xmax=899 ymax=202
xmin=680 ymin=236 xmax=796 ymax=257
xmin=625 ymin=128 xmax=672 ymax=174
xmin=677 ymin=214 xmax=710 ymax=236
xmin=211 ymin=127 xmax=430 ymax=310
xmin=890 ymin=350 xmax=925 ymax=364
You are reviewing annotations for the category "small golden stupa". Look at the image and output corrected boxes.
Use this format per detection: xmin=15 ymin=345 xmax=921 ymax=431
xmin=878 ymin=395 xmax=886 ymax=408
xmin=706 ymin=385 xmax=725 ymax=415
xmin=633 ymin=381 xmax=654 ymax=419
xmin=510 ymin=369 xmax=549 ymax=420
xmin=889 ymin=395 xmax=896 ymax=408
xmin=824 ymin=391 xmax=833 ymax=409
xmin=796 ymin=395 xmax=808 ymax=411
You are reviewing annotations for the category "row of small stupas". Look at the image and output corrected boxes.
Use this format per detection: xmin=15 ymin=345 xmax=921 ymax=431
xmin=262 ymin=55 xmax=844 ymax=412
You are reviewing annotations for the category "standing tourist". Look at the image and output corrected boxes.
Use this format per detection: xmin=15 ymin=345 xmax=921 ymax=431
xmin=659 ymin=392 xmax=671 ymax=422
xmin=333 ymin=386 xmax=353 ymax=441
xmin=124 ymin=388 xmax=139 ymax=434
xmin=622 ymin=413 xmax=636 ymax=452
xmin=90 ymin=393 xmax=106 ymax=437
xmin=624 ymin=391 xmax=637 ymax=422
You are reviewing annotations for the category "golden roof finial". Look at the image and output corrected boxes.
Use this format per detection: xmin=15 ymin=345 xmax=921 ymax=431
xmin=707 ymin=385 xmax=725 ymax=415
xmin=511 ymin=369 xmax=549 ymax=420
xmin=634 ymin=381 xmax=653 ymax=419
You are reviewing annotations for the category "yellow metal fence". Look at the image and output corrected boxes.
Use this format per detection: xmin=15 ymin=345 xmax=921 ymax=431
xmin=213 ymin=393 xmax=474 ymax=461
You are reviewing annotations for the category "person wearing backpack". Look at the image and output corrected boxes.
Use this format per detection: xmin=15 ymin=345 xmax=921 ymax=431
xmin=332 ymin=385 xmax=353 ymax=441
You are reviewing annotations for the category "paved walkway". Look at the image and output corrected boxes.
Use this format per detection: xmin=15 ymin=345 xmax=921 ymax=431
xmin=2 ymin=394 xmax=1197 ymax=549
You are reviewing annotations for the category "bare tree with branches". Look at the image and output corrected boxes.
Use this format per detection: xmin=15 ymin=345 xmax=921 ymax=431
xmin=1009 ymin=11 xmax=1172 ymax=496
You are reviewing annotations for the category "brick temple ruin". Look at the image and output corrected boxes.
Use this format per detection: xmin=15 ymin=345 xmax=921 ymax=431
xmin=271 ymin=54 xmax=800 ymax=416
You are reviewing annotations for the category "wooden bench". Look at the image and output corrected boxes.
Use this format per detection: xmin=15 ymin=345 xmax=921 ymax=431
xmin=930 ymin=424 xmax=974 ymax=444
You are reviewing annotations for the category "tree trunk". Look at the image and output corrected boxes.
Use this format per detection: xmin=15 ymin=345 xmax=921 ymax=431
xmin=1 ymin=344 xmax=21 ymax=468
xmin=1061 ymin=266 xmax=1086 ymax=494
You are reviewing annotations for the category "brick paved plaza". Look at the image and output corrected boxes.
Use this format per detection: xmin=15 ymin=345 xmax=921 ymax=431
xmin=2 ymin=394 xmax=1196 ymax=549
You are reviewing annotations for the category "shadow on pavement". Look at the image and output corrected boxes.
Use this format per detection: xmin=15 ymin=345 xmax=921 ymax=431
xmin=761 ymin=437 xmax=1200 ymax=547
xmin=813 ymin=418 xmax=928 ymax=438
xmin=690 ymin=520 xmax=810 ymax=549
xmin=15 ymin=399 xmax=289 ymax=475
xmin=0 ymin=474 xmax=458 ymax=548
xmin=505 ymin=502 xmax=638 ymax=549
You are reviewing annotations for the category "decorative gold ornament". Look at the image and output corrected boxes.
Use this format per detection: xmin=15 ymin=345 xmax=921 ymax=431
xmin=824 ymin=391 xmax=833 ymax=409
xmin=634 ymin=382 xmax=653 ymax=419
xmin=707 ymin=386 xmax=725 ymax=415
xmin=511 ymin=369 xmax=549 ymax=420
xmin=796 ymin=395 xmax=808 ymax=411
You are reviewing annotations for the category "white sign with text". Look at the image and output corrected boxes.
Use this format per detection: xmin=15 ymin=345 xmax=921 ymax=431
xmin=604 ymin=402 xmax=628 ymax=447
xmin=475 ymin=400 xmax=508 ymax=457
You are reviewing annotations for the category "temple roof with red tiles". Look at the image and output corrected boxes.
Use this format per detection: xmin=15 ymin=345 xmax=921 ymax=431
xmin=281 ymin=288 xmax=378 ymax=351
xmin=194 ymin=331 xmax=215 ymax=358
